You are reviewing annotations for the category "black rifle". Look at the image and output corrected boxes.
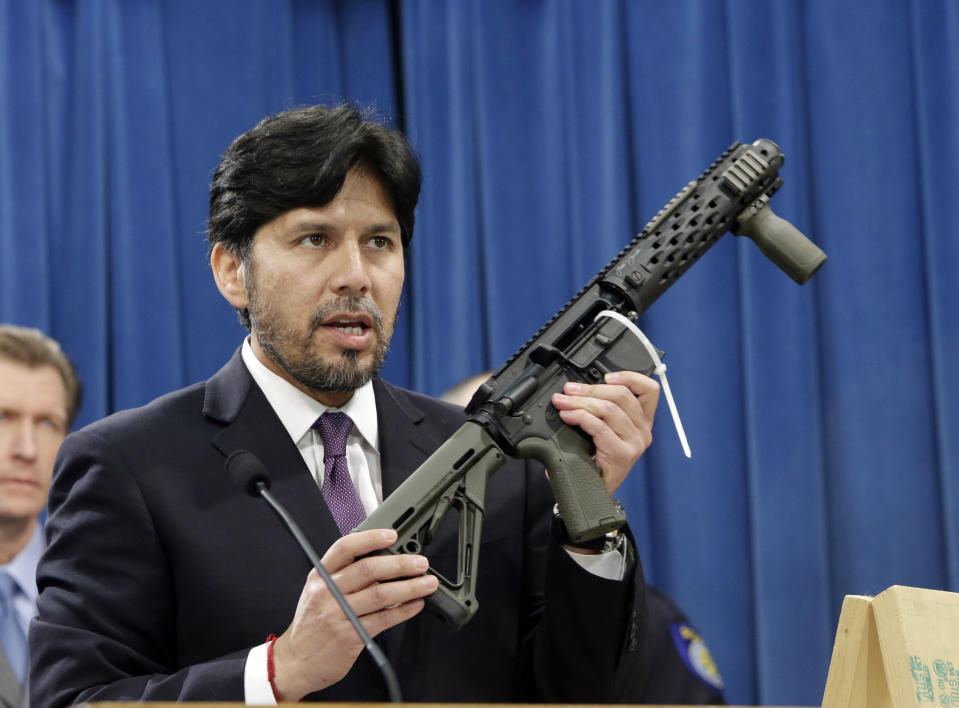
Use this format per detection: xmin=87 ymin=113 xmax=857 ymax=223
xmin=356 ymin=139 xmax=826 ymax=630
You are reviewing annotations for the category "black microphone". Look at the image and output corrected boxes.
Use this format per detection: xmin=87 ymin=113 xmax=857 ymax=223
xmin=225 ymin=449 xmax=402 ymax=702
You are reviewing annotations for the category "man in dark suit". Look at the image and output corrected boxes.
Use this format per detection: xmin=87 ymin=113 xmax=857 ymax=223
xmin=30 ymin=104 xmax=660 ymax=705
xmin=0 ymin=325 xmax=81 ymax=708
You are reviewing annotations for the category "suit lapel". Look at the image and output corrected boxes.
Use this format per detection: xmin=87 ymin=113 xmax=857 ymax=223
xmin=373 ymin=377 xmax=434 ymax=498
xmin=205 ymin=349 xmax=341 ymax=556
xmin=373 ymin=378 xmax=474 ymax=556
xmin=373 ymin=378 xmax=475 ymax=663
xmin=372 ymin=378 xmax=430 ymax=662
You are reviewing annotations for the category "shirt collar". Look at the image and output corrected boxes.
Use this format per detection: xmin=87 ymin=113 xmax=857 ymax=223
xmin=1 ymin=523 xmax=43 ymax=601
xmin=241 ymin=339 xmax=378 ymax=451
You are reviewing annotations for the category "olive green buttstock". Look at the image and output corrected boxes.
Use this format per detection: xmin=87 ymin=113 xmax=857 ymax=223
xmin=424 ymin=583 xmax=475 ymax=631
xmin=355 ymin=422 xmax=504 ymax=631
xmin=515 ymin=426 xmax=625 ymax=542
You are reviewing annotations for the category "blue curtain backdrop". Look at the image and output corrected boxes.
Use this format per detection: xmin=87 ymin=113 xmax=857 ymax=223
xmin=2 ymin=1 xmax=957 ymax=704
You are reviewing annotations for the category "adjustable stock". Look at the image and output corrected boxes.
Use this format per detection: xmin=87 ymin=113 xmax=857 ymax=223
xmin=356 ymin=422 xmax=504 ymax=630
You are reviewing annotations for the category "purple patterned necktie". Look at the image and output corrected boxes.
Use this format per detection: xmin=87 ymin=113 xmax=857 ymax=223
xmin=314 ymin=412 xmax=366 ymax=535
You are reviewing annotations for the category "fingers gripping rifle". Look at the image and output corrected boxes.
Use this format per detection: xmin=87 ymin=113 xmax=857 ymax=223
xmin=356 ymin=139 xmax=826 ymax=630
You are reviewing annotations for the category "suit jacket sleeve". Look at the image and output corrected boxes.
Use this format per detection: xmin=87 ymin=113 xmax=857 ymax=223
xmin=30 ymin=429 xmax=247 ymax=706
xmin=514 ymin=459 xmax=648 ymax=703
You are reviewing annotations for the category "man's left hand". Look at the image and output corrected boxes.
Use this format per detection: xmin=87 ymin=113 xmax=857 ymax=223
xmin=550 ymin=370 xmax=660 ymax=496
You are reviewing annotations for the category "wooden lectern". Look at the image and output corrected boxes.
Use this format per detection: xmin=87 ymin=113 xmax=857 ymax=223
xmin=822 ymin=585 xmax=959 ymax=707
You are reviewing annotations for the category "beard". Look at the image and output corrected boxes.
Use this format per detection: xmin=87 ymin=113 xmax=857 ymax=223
xmin=247 ymin=282 xmax=395 ymax=394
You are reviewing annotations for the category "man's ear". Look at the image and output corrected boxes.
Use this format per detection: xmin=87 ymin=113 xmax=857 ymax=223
xmin=211 ymin=243 xmax=249 ymax=309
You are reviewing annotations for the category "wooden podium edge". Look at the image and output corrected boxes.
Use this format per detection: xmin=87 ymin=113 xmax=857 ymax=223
xmin=821 ymin=594 xmax=892 ymax=708
xmin=85 ymin=703 xmax=815 ymax=707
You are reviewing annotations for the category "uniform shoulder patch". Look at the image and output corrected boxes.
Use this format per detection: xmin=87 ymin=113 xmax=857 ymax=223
xmin=669 ymin=622 xmax=725 ymax=691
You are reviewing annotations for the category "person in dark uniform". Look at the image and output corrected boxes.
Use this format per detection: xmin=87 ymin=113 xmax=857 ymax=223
xmin=637 ymin=587 xmax=726 ymax=705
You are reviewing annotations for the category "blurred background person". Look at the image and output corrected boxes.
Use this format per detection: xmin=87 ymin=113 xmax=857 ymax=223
xmin=0 ymin=325 xmax=81 ymax=708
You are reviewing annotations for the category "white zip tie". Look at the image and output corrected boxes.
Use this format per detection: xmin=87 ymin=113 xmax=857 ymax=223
xmin=594 ymin=311 xmax=692 ymax=458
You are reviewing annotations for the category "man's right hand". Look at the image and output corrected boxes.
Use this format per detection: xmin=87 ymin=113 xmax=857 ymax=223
xmin=271 ymin=529 xmax=437 ymax=701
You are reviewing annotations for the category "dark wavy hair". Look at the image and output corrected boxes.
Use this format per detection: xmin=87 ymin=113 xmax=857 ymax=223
xmin=207 ymin=103 xmax=422 ymax=328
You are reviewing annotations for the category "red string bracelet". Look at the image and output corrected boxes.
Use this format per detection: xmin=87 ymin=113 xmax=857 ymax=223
xmin=266 ymin=633 xmax=280 ymax=702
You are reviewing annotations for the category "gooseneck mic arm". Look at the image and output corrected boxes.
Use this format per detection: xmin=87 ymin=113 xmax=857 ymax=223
xmin=224 ymin=449 xmax=402 ymax=703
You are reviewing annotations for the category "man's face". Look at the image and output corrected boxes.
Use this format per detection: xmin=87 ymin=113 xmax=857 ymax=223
xmin=243 ymin=168 xmax=406 ymax=403
xmin=0 ymin=359 xmax=68 ymax=525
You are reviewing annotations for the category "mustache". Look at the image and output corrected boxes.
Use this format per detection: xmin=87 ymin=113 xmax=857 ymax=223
xmin=308 ymin=295 xmax=385 ymax=334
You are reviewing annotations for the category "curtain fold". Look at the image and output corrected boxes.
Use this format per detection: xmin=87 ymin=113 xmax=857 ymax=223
xmin=2 ymin=1 xmax=957 ymax=705
xmin=725 ymin=2 xmax=834 ymax=700
xmin=911 ymin=0 xmax=959 ymax=592
xmin=1 ymin=1 xmax=52 ymax=329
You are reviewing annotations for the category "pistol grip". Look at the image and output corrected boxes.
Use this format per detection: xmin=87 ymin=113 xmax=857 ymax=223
xmin=516 ymin=426 xmax=625 ymax=542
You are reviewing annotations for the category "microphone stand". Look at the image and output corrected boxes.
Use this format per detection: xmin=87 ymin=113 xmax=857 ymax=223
xmin=254 ymin=482 xmax=403 ymax=703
